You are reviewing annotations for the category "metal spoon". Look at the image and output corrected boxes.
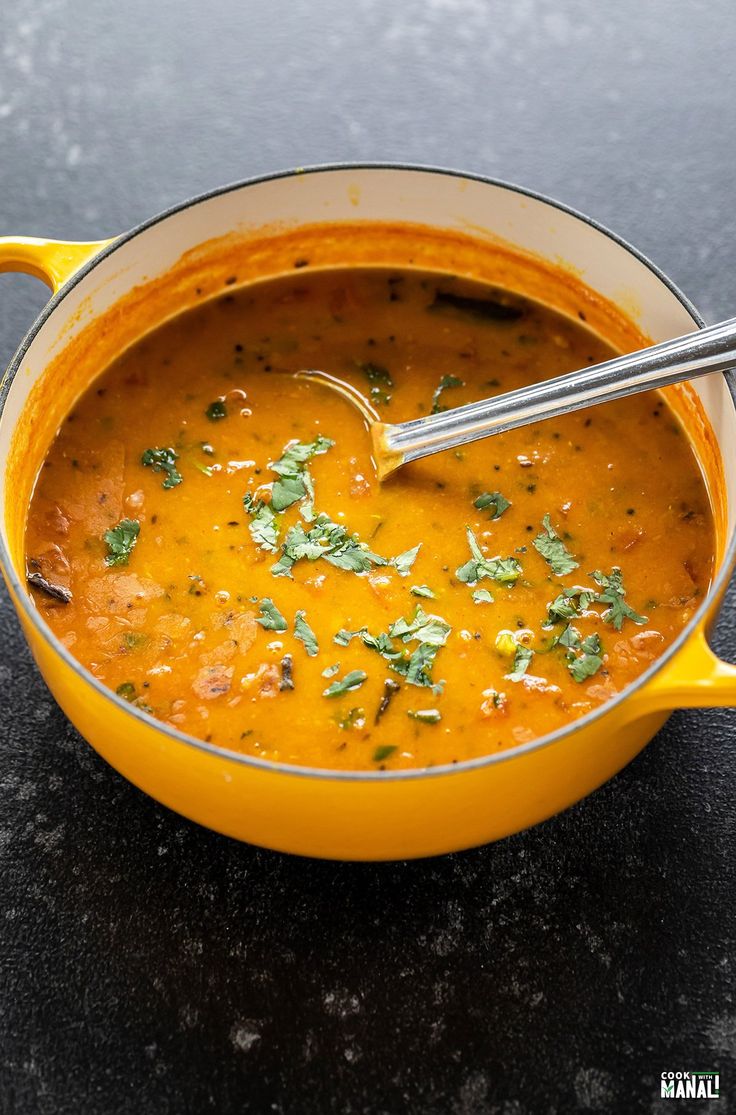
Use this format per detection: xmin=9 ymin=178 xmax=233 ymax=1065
xmin=297 ymin=316 xmax=736 ymax=480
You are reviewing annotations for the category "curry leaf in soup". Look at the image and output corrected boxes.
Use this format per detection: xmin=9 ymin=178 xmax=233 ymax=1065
xmin=590 ymin=567 xmax=648 ymax=630
xmin=103 ymin=518 xmax=140 ymax=567
xmin=474 ymin=491 xmax=511 ymax=519
xmin=243 ymin=493 xmax=280 ymax=552
xmin=294 ymin=610 xmax=319 ymax=657
xmin=323 ymin=669 xmax=368 ymax=698
xmin=533 ymin=514 xmax=579 ymax=576
xmin=431 ymin=374 xmax=464 ymax=414
xmin=256 ymin=598 xmax=288 ymax=632
xmin=141 ymin=447 xmax=183 ymax=489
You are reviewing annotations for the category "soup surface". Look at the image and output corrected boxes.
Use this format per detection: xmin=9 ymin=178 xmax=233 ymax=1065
xmin=25 ymin=268 xmax=714 ymax=770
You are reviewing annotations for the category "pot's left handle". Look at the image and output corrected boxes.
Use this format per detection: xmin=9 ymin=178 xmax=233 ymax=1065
xmin=0 ymin=236 xmax=117 ymax=294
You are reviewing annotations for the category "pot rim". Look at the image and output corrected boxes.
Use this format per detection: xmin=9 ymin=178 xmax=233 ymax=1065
xmin=2 ymin=160 xmax=734 ymax=784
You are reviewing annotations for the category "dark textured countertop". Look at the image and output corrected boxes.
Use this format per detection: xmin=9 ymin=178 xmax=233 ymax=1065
xmin=1 ymin=2 xmax=735 ymax=1111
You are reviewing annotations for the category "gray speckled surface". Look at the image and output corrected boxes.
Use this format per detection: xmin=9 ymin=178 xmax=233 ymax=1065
xmin=1 ymin=1 xmax=735 ymax=1112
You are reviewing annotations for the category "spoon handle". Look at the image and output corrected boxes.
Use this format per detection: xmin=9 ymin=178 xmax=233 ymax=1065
xmin=382 ymin=316 xmax=736 ymax=468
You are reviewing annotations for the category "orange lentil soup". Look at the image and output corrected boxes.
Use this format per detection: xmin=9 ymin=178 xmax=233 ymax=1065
xmin=25 ymin=268 xmax=714 ymax=770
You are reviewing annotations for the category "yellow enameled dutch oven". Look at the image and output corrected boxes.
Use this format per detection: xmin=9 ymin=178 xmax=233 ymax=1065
xmin=1 ymin=165 xmax=735 ymax=860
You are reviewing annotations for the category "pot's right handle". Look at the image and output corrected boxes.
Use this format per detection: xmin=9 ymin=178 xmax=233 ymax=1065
xmin=0 ymin=236 xmax=116 ymax=294
xmin=628 ymin=624 xmax=736 ymax=715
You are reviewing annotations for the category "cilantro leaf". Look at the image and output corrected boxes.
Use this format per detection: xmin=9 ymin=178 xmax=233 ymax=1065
xmin=388 ymin=604 xmax=451 ymax=647
xmin=545 ymin=587 xmax=594 ymax=625
xmin=243 ymin=492 xmax=280 ymax=552
xmin=472 ymin=588 xmax=494 ymax=604
xmin=392 ymin=544 xmax=421 ymax=577
xmin=507 ymin=644 xmax=534 ymax=682
xmin=411 ymin=585 xmax=436 ymax=599
xmin=456 ymin=528 xmax=522 ymax=586
xmin=103 ymin=518 xmax=140 ymax=567
xmin=431 ymin=374 xmax=464 ymax=414
xmin=322 ymin=663 xmax=340 ymax=678
xmin=532 ymin=514 xmax=579 ymax=576
xmin=559 ymin=625 xmax=604 ymax=681
xmin=271 ymin=513 xmax=386 ymax=578
xmin=323 ymin=669 xmax=368 ymax=698
xmin=269 ymin=436 xmax=335 ymax=513
xmin=141 ymin=447 xmax=183 ymax=489
xmin=473 ymin=490 xmax=511 ymax=519
xmin=294 ymin=610 xmax=319 ymax=656
xmin=256 ymin=598 xmax=288 ymax=632
xmin=590 ymin=567 xmax=648 ymax=630
xmin=373 ymin=744 xmax=397 ymax=763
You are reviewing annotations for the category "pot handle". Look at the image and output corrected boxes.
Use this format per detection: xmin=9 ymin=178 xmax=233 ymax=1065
xmin=629 ymin=624 xmax=736 ymax=715
xmin=0 ymin=236 xmax=116 ymax=294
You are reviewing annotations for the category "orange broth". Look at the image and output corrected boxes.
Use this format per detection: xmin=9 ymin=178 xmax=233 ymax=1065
xmin=24 ymin=268 xmax=714 ymax=769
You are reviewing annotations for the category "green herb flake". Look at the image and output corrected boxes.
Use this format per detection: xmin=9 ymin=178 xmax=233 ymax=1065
xmin=269 ymin=435 xmax=334 ymax=514
xmin=103 ymin=518 xmax=140 ymax=567
xmin=322 ymin=663 xmax=340 ymax=678
xmin=590 ymin=567 xmax=648 ymax=630
xmin=141 ymin=447 xmax=183 ymax=489
xmin=411 ymin=585 xmax=436 ymax=599
xmin=456 ymin=528 xmax=522 ymax=586
xmin=116 ymin=681 xmax=137 ymax=701
xmin=294 ymin=610 xmax=319 ymax=657
xmin=474 ymin=490 xmax=511 ymax=520
xmin=355 ymin=360 xmax=393 ymax=406
xmin=323 ymin=669 xmax=368 ymax=698
xmin=256 ymin=597 xmax=288 ymax=632
xmin=339 ymin=707 xmax=365 ymax=730
xmin=206 ymin=400 xmax=227 ymax=421
xmin=271 ymin=513 xmax=387 ymax=578
xmin=559 ymin=625 xmax=604 ymax=681
xmin=472 ymin=588 xmax=494 ymax=604
xmin=507 ymin=644 xmax=534 ymax=682
xmin=392 ymin=543 xmax=421 ymax=577
xmin=532 ymin=514 xmax=579 ymax=576
xmin=243 ymin=492 xmax=279 ymax=552
xmin=431 ymin=374 xmax=465 ymax=414
xmin=373 ymin=744 xmax=397 ymax=763
xmin=408 ymin=709 xmax=442 ymax=724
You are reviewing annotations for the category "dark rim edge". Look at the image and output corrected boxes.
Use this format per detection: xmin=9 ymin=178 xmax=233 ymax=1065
xmin=1 ymin=161 xmax=734 ymax=785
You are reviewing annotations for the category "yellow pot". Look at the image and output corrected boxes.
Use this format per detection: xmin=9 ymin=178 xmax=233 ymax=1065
xmin=1 ymin=166 xmax=735 ymax=860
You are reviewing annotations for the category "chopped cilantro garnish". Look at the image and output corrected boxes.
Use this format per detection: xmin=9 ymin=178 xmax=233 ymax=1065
xmin=334 ymin=604 xmax=450 ymax=692
xmin=533 ymin=514 xmax=579 ymax=576
xmin=355 ymin=360 xmax=393 ymax=406
xmin=269 ymin=435 xmax=334 ymax=514
xmin=141 ymin=447 xmax=182 ymax=489
xmin=103 ymin=518 xmax=140 ymax=567
xmin=431 ymin=374 xmax=464 ymax=414
xmin=339 ymin=707 xmax=365 ymax=730
xmin=507 ymin=644 xmax=534 ymax=682
xmin=206 ymin=400 xmax=227 ymax=421
xmin=271 ymin=513 xmax=386 ymax=578
xmin=545 ymin=586 xmax=594 ymax=625
xmin=256 ymin=598 xmax=288 ymax=632
xmin=456 ymin=528 xmax=522 ymax=586
xmin=322 ymin=662 xmax=340 ymax=678
xmin=294 ymin=610 xmax=319 ymax=656
xmin=590 ymin=567 xmax=648 ymax=630
xmin=323 ymin=669 xmax=368 ymax=698
xmin=411 ymin=585 xmax=436 ymax=599
xmin=558 ymin=625 xmax=604 ymax=681
xmin=392 ymin=544 xmax=421 ymax=577
xmin=472 ymin=588 xmax=494 ymax=605
xmin=243 ymin=493 xmax=279 ymax=552
xmin=373 ymin=744 xmax=397 ymax=763
xmin=116 ymin=681 xmax=137 ymax=701
xmin=388 ymin=604 xmax=451 ymax=647
xmin=474 ymin=490 xmax=511 ymax=519
xmin=408 ymin=709 xmax=442 ymax=724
